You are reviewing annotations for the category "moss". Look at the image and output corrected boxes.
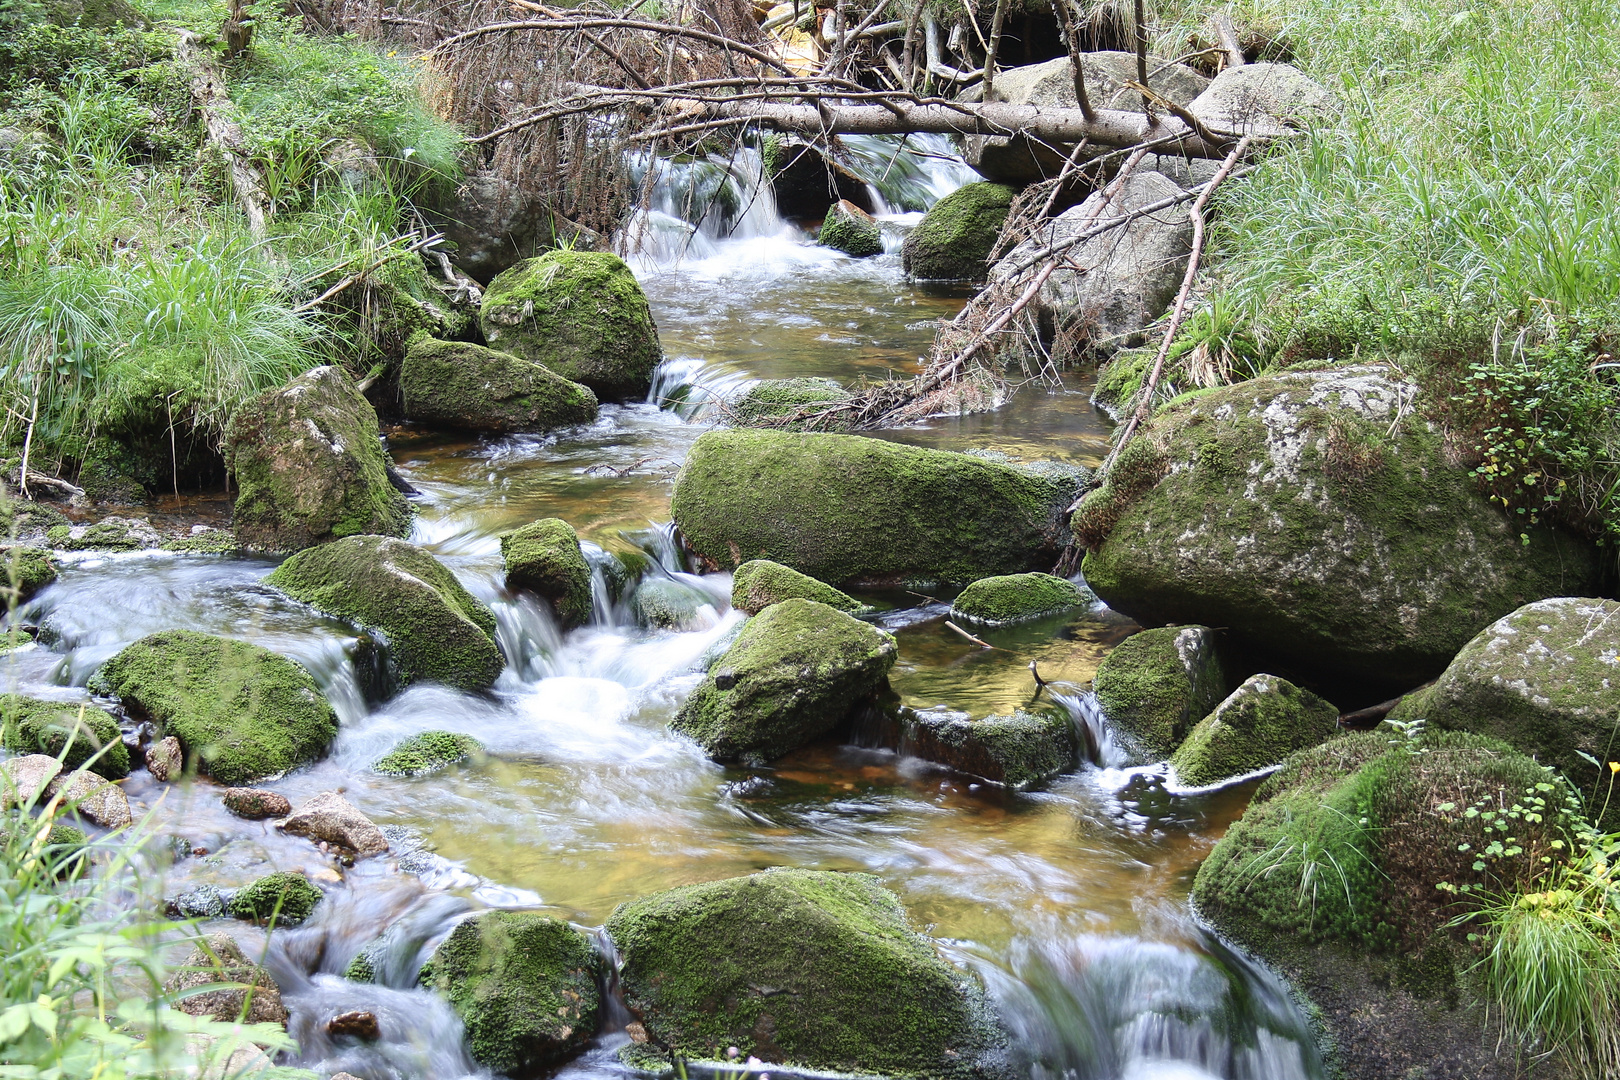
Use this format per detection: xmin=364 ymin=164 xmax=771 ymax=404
xmin=374 ymin=730 xmax=484 ymax=777
xmin=97 ymin=629 xmax=337 ymax=785
xmin=901 ymin=707 xmax=1078 ymax=790
xmin=227 ymin=871 xmax=322 ymax=927
xmin=1 ymin=546 xmax=57 ymax=605
xmin=1091 ymin=625 xmax=1228 ymax=761
xmin=604 ymin=867 xmax=1004 ymax=1077
xmin=402 ymin=339 xmax=599 ymax=434
xmin=267 ymin=535 xmax=504 ymax=692
xmin=670 ymin=430 xmax=1075 ymax=586
xmin=480 ymin=251 xmax=661 ymax=402
xmin=52 ymin=521 xmax=145 ymax=551
xmin=730 ymin=559 xmax=860 ymax=615
xmin=950 ymin=573 xmax=1089 ymax=626
xmin=726 ymin=378 xmax=852 ymax=429
xmin=1169 ymin=674 xmax=1339 ymax=787
xmin=0 ymin=696 xmax=130 ymax=780
xmin=159 ymin=530 xmax=237 ymax=554
xmin=671 ymin=598 xmax=897 ymax=764
xmin=817 ymin=201 xmax=883 ymax=257
xmin=344 ymin=943 xmax=381 ymax=983
xmin=901 ymin=182 xmax=1016 ymax=281
xmin=1090 ymin=346 xmax=1154 ymax=421
xmin=500 ymin=518 xmax=593 ymax=628
xmin=0 ymin=501 xmax=71 ymax=544
xmin=1 ymin=815 xmax=90 ymax=877
xmin=420 ymin=911 xmax=601 ymax=1077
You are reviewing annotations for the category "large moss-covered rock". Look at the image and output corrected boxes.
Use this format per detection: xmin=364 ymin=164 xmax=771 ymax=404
xmin=817 ymin=199 xmax=883 ymax=257
xmin=950 ymin=573 xmax=1088 ymax=627
xmin=672 ymin=599 xmax=896 ymax=764
xmin=225 ymin=366 xmax=410 ymax=554
xmin=1091 ymin=625 xmax=1227 ymax=762
xmin=1169 ymin=674 xmax=1338 ymax=788
xmin=1389 ymin=597 xmax=1620 ymax=829
xmin=401 ymin=339 xmax=598 ymax=434
xmin=730 ymin=559 xmax=860 ymax=615
xmin=500 ymin=519 xmax=593 ymax=628
xmin=901 ymin=707 xmax=1078 ymax=790
xmin=267 ymin=535 xmax=504 ymax=692
xmin=671 ymin=430 xmax=1078 ymax=585
xmin=480 ymin=251 xmax=661 ymax=401
xmin=1 ymin=546 xmax=57 ymax=606
xmin=605 ymin=868 xmax=1005 ymax=1077
xmin=419 ymin=910 xmax=601 ymax=1076
xmin=1079 ymin=366 xmax=1599 ymax=687
xmin=725 ymin=378 xmax=851 ymax=429
xmin=902 ymin=183 xmax=1015 ymax=281
xmin=97 ymin=630 xmax=337 ymax=784
xmin=374 ymin=730 xmax=484 ymax=777
xmin=228 ymin=871 xmax=323 ymax=927
xmin=1 ymin=696 xmax=129 ymax=779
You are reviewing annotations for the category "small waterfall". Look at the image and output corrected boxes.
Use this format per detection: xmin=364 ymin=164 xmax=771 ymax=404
xmin=618 ymin=147 xmax=794 ymax=269
xmin=1049 ymin=688 xmax=1128 ymax=769
xmin=645 ymin=356 xmax=757 ymax=419
xmin=493 ymin=592 xmax=565 ymax=684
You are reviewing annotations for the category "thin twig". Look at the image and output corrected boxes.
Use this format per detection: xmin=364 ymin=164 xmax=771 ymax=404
xmin=945 ymin=620 xmax=999 ymax=649
xmin=292 ymin=233 xmax=443 ymax=314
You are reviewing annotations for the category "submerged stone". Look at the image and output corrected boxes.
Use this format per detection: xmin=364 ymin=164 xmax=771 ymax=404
xmin=501 ymin=518 xmax=594 ymax=628
xmin=1 ymin=695 xmax=130 ymax=779
xmin=1091 ymin=625 xmax=1229 ymax=762
xmin=902 ymin=707 xmax=1078 ymax=790
xmin=902 ymin=182 xmax=1015 ymax=281
xmin=630 ymin=577 xmax=713 ymax=631
xmin=730 ymin=559 xmax=860 ymax=615
xmin=1168 ymin=674 xmax=1339 ymax=788
xmin=950 ymin=573 xmax=1089 ymax=626
xmin=374 ymin=730 xmax=484 ymax=777
xmin=402 ymin=339 xmax=599 ymax=434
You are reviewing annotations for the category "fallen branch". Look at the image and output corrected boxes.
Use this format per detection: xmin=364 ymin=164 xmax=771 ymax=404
xmin=945 ymin=620 xmax=999 ymax=649
xmin=175 ymin=30 xmax=270 ymax=239
xmin=1211 ymin=13 xmax=1246 ymax=69
xmin=292 ymin=233 xmax=444 ymax=314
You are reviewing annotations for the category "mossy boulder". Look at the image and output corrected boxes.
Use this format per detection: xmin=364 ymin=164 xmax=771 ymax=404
xmin=164 ymin=933 xmax=287 ymax=1027
xmin=901 ymin=183 xmax=1015 ymax=281
xmin=901 ymin=707 xmax=1078 ymax=790
xmin=225 ymin=366 xmax=410 ymax=554
xmin=671 ymin=430 xmax=1078 ymax=586
xmin=1091 ymin=625 xmax=1228 ymax=762
xmin=1168 ymin=674 xmax=1338 ymax=788
xmin=374 ymin=730 xmax=484 ymax=777
xmin=0 ymin=816 xmax=88 ymax=876
xmin=97 ymin=630 xmax=337 ymax=785
xmin=1 ymin=546 xmax=57 ymax=606
xmin=725 ymin=378 xmax=851 ymax=429
xmin=267 ymin=535 xmax=504 ymax=692
xmin=950 ymin=573 xmax=1088 ymax=627
xmin=671 ymin=598 xmax=897 ymax=764
xmin=1079 ymin=366 xmax=1599 ymax=687
xmin=227 ymin=871 xmax=323 ymax=927
xmin=401 ymin=339 xmax=599 ymax=434
xmin=0 ymin=696 xmax=129 ymax=779
xmin=630 ymin=577 xmax=713 ymax=631
xmin=501 ymin=518 xmax=593 ymax=628
xmin=605 ymin=867 xmax=1005 ymax=1076
xmin=419 ymin=910 xmax=602 ymax=1076
xmin=730 ymin=559 xmax=860 ymax=615
xmin=480 ymin=251 xmax=661 ymax=402
xmin=1388 ymin=596 xmax=1620 ymax=830
xmin=818 ymin=199 xmax=883 ymax=258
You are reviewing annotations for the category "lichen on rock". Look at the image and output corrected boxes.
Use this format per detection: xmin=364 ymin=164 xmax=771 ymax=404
xmin=401 ymin=339 xmax=599 ymax=434
xmin=1091 ymin=625 xmax=1228 ymax=762
xmin=1168 ymin=674 xmax=1339 ymax=788
xmin=501 ymin=518 xmax=593 ymax=628
xmin=730 ymin=559 xmax=860 ymax=615
xmin=950 ymin=573 xmax=1090 ymax=627
xmin=817 ymin=199 xmax=883 ymax=257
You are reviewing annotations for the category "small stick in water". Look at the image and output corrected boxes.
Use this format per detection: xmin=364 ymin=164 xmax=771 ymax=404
xmin=1029 ymin=660 xmax=1047 ymax=688
xmin=945 ymin=620 xmax=997 ymax=649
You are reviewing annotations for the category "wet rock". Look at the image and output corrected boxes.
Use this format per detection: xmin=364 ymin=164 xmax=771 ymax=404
xmin=672 ymin=599 xmax=897 ymax=764
xmin=227 ymin=871 xmax=323 ymax=927
xmin=1190 ymin=61 xmax=1337 ymax=133
xmin=730 ymin=559 xmax=861 ymax=616
xmin=1092 ymin=626 xmax=1229 ymax=762
xmin=279 ymin=790 xmax=389 ymax=857
xmin=630 ymin=577 xmax=714 ymax=631
xmin=164 ymin=933 xmax=288 ymax=1027
xmin=423 ymin=171 xmax=601 ymax=284
xmin=817 ymin=198 xmax=883 ymax=257
xmin=267 ymin=535 xmax=504 ymax=692
xmin=1077 ymin=366 xmax=1600 ymax=688
xmin=1169 ymin=674 xmax=1338 ymax=788
xmin=401 ymin=339 xmax=599 ymax=435
xmin=326 ymin=1010 xmax=381 ymax=1041
xmin=0 ymin=546 xmax=56 ymax=605
xmin=501 ymin=518 xmax=594 ymax=628
xmin=671 ymin=430 xmax=1078 ymax=586
xmin=225 ymin=366 xmax=411 ymax=554
xmin=97 ymin=630 xmax=337 ymax=785
xmin=146 ymin=735 xmax=183 ymax=782
xmin=221 ymin=787 xmax=292 ymax=820
xmin=764 ymin=135 xmax=877 ymax=220
xmin=1 ymin=695 xmax=130 ymax=779
xmin=171 ymin=884 xmax=226 ymax=919
xmin=160 ymin=527 xmax=237 ymax=554
xmin=988 ymin=170 xmax=1194 ymax=352
xmin=419 ymin=910 xmax=602 ymax=1075
xmin=902 ymin=182 xmax=1015 ymax=281
xmin=902 ymin=707 xmax=1078 ymax=790
xmin=0 ymin=754 xmax=62 ymax=808
xmin=1389 ymin=596 xmax=1620 ymax=829
xmin=48 ymin=769 xmax=133 ymax=829
xmin=480 ymin=250 xmax=662 ymax=402
xmin=46 ymin=515 xmax=165 ymax=552
xmin=606 ymin=867 xmax=1006 ymax=1076
xmin=950 ymin=573 xmax=1089 ymax=627
xmin=724 ymin=377 xmax=852 ymax=429
xmin=374 ymin=730 xmax=483 ymax=777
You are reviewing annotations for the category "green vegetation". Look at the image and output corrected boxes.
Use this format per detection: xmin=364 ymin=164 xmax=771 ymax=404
xmin=374 ymin=730 xmax=484 ymax=777
xmin=724 ymin=377 xmax=852 ymax=429
xmin=817 ymin=201 xmax=883 ymax=257
xmin=901 ymin=181 xmax=1014 ymax=281
xmin=402 ymin=339 xmax=599 ymax=435
xmin=729 ymin=558 xmax=861 ymax=615
xmin=226 ymin=870 xmax=322 ymax=926
xmin=1168 ymin=674 xmax=1338 ymax=788
xmin=1 ymin=695 xmax=131 ymax=779
xmin=1090 ymin=624 xmax=1227 ymax=761
xmin=500 ymin=518 xmax=595 ymax=628
xmin=949 ymin=572 xmax=1088 ymax=626
xmin=0 ymin=547 xmax=57 ymax=606
xmin=901 ymin=707 xmax=1078 ymax=790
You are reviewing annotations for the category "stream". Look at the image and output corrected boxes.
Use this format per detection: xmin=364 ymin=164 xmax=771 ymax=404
xmin=0 ymin=137 xmax=1324 ymax=1080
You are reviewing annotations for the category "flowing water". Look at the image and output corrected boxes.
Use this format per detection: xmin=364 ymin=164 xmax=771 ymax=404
xmin=0 ymin=136 xmax=1322 ymax=1080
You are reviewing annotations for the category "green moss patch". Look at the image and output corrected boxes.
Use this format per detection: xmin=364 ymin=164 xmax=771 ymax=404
xmin=1169 ymin=674 xmax=1339 ymax=788
xmin=228 ymin=871 xmax=322 ymax=927
xmin=902 ymin=707 xmax=1078 ymax=790
xmin=725 ymin=378 xmax=852 ymax=429
xmin=730 ymin=559 xmax=860 ymax=615
xmin=501 ymin=519 xmax=594 ymax=628
xmin=901 ymin=182 xmax=1015 ymax=281
xmin=1 ymin=547 xmax=57 ymax=606
xmin=950 ymin=572 xmax=1089 ymax=626
xmin=0 ymin=696 xmax=129 ymax=779
xmin=818 ymin=200 xmax=883 ymax=257
xmin=1091 ymin=625 xmax=1228 ymax=762
xmin=402 ymin=339 xmax=599 ymax=434
xmin=375 ymin=730 xmax=484 ymax=777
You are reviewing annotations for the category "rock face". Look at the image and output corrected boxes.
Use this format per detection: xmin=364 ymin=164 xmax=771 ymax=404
xmin=764 ymin=135 xmax=877 ymax=219
xmin=501 ymin=519 xmax=594 ymax=628
xmin=1190 ymin=62 xmax=1337 ymax=133
xmin=225 ymin=366 xmax=411 ymax=554
xmin=1 ymin=754 xmax=62 ymax=808
xmin=950 ymin=573 xmax=1088 ymax=626
xmin=279 ymin=790 xmax=389 ymax=857
xmin=1389 ymin=597 xmax=1620 ymax=828
xmin=671 ymin=431 xmax=1079 ymax=585
xmin=1091 ymin=626 xmax=1228 ymax=762
xmin=1077 ymin=366 xmax=1599 ymax=687
xmin=420 ymin=910 xmax=602 ymax=1077
xmin=606 ymin=867 xmax=1005 ymax=1077
xmin=165 ymin=934 xmax=288 ymax=1027
xmin=267 ymin=535 xmax=505 ymax=692
xmin=902 ymin=182 xmax=1015 ymax=281
xmin=48 ymin=770 xmax=133 ymax=829
xmin=731 ymin=559 xmax=860 ymax=616
xmin=1193 ymin=732 xmax=1572 ymax=1080
xmin=401 ymin=339 xmax=599 ymax=434
xmin=725 ymin=378 xmax=851 ymax=428
xmin=1169 ymin=674 xmax=1338 ymax=788
xmin=424 ymin=172 xmax=602 ymax=284
xmin=97 ymin=631 xmax=337 ymax=785
xmin=672 ymin=599 xmax=897 ymax=764
xmin=1 ymin=696 xmax=130 ymax=779
xmin=480 ymin=251 xmax=661 ymax=401
xmin=375 ymin=730 xmax=483 ymax=776
xmin=146 ymin=735 xmax=182 ymax=782
xmin=1 ymin=546 xmax=56 ymax=605
xmin=222 ymin=788 xmax=292 ymax=820
xmin=228 ymin=871 xmax=323 ymax=926
xmin=902 ymin=708 xmax=1078 ymax=790
xmin=817 ymin=199 xmax=883 ymax=257
xmin=988 ymin=170 xmax=1193 ymax=351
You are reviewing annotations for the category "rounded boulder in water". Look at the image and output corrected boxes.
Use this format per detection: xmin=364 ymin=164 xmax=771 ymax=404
xmin=1168 ymin=674 xmax=1339 ymax=788
xmin=817 ymin=198 xmax=883 ymax=257
xmin=949 ymin=572 xmax=1090 ymax=627
xmin=501 ymin=518 xmax=594 ymax=628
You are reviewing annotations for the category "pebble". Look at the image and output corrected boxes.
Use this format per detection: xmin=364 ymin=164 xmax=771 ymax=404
xmin=279 ymin=791 xmax=389 ymax=857
xmin=146 ymin=736 xmax=182 ymax=782
xmin=326 ymin=1011 xmax=381 ymax=1041
xmin=221 ymin=787 xmax=292 ymax=820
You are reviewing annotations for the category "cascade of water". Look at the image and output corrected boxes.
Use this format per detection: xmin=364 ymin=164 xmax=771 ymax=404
xmin=1049 ymin=688 xmax=1129 ymax=769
